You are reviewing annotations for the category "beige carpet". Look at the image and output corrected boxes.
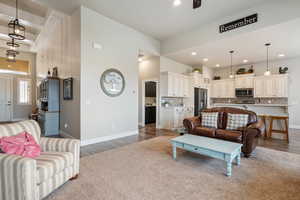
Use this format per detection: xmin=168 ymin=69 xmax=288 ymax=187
xmin=46 ymin=136 xmax=300 ymax=200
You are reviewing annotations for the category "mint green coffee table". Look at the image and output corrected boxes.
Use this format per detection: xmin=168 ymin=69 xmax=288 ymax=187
xmin=171 ymin=134 xmax=242 ymax=176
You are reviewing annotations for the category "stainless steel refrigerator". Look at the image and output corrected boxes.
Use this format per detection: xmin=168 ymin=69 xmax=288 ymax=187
xmin=194 ymin=88 xmax=208 ymax=116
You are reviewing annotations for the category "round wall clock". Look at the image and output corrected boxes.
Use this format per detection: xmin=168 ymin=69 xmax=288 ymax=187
xmin=100 ymin=68 xmax=125 ymax=97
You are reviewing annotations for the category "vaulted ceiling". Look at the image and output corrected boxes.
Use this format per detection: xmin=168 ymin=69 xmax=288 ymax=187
xmin=35 ymin=0 xmax=271 ymax=40
xmin=0 ymin=0 xmax=48 ymax=51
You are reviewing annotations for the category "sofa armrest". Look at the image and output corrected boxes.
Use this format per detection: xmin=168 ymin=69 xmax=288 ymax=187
xmin=40 ymin=137 xmax=80 ymax=174
xmin=183 ymin=117 xmax=201 ymax=133
xmin=247 ymin=119 xmax=265 ymax=135
xmin=0 ymin=153 xmax=38 ymax=200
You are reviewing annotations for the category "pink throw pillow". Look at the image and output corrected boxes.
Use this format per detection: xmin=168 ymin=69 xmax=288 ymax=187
xmin=0 ymin=132 xmax=41 ymax=158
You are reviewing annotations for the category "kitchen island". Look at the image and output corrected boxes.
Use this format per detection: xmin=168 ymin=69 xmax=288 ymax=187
xmin=212 ymin=103 xmax=288 ymax=116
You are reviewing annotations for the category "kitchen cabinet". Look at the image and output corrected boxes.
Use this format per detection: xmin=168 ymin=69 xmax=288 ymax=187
xmin=145 ymin=106 xmax=156 ymax=124
xmin=254 ymin=77 xmax=265 ymax=97
xmin=254 ymin=75 xmax=288 ymax=98
xmin=160 ymin=106 xmax=194 ymax=129
xmin=191 ymin=72 xmax=210 ymax=89
xmin=145 ymin=82 xmax=156 ymax=97
xmin=211 ymin=79 xmax=235 ymax=98
xmin=160 ymin=72 xmax=191 ymax=98
xmin=235 ymin=74 xmax=254 ymax=88
xmin=39 ymin=78 xmax=60 ymax=136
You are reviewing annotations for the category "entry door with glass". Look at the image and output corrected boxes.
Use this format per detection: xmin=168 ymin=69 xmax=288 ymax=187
xmin=0 ymin=77 xmax=12 ymax=122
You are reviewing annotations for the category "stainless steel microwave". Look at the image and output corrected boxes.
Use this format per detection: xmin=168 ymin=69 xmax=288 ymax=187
xmin=235 ymin=88 xmax=254 ymax=98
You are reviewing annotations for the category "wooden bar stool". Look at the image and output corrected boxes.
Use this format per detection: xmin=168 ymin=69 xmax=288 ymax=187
xmin=268 ymin=115 xmax=289 ymax=143
xmin=258 ymin=114 xmax=269 ymax=139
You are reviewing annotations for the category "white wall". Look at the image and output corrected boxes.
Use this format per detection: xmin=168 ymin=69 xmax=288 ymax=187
xmin=34 ymin=10 xmax=81 ymax=139
xmin=160 ymin=56 xmax=193 ymax=74
xmin=162 ymin=0 xmax=300 ymax=55
xmin=138 ymin=56 xmax=160 ymax=125
xmin=214 ymin=57 xmax=300 ymax=127
xmin=80 ymin=6 xmax=160 ymax=142
xmin=0 ymin=48 xmax=36 ymax=121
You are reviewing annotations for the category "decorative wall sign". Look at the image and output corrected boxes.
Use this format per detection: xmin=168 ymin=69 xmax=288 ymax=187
xmin=219 ymin=14 xmax=258 ymax=33
xmin=63 ymin=78 xmax=73 ymax=100
xmin=100 ymin=68 xmax=125 ymax=97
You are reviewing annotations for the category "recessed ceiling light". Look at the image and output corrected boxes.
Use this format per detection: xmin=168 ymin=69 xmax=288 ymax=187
xmin=138 ymin=57 xmax=143 ymax=62
xmin=278 ymin=54 xmax=285 ymax=57
xmin=216 ymin=64 xmax=220 ymax=67
xmin=173 ymin=0 xmax=182 ymax=7
xmin=243 ymin=59 xmax=248 ymax=63
xmin=203 ymin=58 xmax=208 ymax=62
xmin=191 ymin=52 xmax=197 ymax=56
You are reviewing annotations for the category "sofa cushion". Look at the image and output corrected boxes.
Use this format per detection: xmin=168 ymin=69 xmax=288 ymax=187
xmin=215 ymin=129 xmax=242 ymax=143
xmin=0 ymin=132 xmax=41 ymax=158
xmin=194 ymin=127 xmax=216 ymax=137
xmin=226 ymin=113 xmax=249 ymax=130
xmin=201 ymin=112 xmax=218 ymax=128
xmin=35 ymin=151 xmax=74 ymax=184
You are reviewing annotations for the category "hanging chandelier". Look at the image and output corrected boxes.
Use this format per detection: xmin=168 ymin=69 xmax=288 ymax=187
xmin=6 ymin=50 xmax=19 ymax=62
xmin=229 ymin=50 xmax=235 ymax=79
xmin=7 ymin=38 xmax=20 ymax=50
xmin=8 ymin=0 xmax=25 ymax=41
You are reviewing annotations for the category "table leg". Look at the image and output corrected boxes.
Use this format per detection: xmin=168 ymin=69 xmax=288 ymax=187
xmin=172 ymin=144 xmax=177 ymax=160
xmin=236 ymin=153 xmax=241 ymax=166
xmin=226 ymin=161 xmax=232 ymax=177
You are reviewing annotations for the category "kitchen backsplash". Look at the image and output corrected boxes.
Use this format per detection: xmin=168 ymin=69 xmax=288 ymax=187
xmin=145 ymin=97 xmax=156 ymax=105
xmin=211 ymin=98 xmax=288 ymax=105
xmin=161 ymin=97 xmax=184 ymax=107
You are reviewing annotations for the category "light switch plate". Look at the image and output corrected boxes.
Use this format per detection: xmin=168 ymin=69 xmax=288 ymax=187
xmin=93 ymin=42 xmax=103 ymax=50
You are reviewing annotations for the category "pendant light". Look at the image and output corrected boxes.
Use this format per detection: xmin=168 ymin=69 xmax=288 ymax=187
xmin=7 ymin=38 xmax=20 ymax=50
xmin=8 ymin=0 xmax=25 ymax=41
xmin=264 ymin=43 xmax=271 ymax=76
xmin=229 ymin=50 xmax=234 ymax=79
xmin=6 ymin=50 xmax=19 ymax=62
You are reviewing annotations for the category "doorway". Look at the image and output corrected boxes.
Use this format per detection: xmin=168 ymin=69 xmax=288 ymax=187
xmin=0 ymin=76 xmax=13 ymax=122
xmin=142 ymin=80 xmax=158 ymax=128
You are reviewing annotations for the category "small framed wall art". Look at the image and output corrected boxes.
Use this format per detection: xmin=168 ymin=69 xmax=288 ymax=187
xmin=63 ymin=77 xmax=73 ymax=100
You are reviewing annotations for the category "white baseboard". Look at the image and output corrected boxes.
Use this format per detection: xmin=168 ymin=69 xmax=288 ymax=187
xmin=80 ymin=130 xmax=138 ymax=146
xmin=290 ymin=125 xmax=300 ymax=129
xmin=138 ymin=123 xmax=144 ymax=127
xmin=60 ymin=130 xmax=75 ymax=139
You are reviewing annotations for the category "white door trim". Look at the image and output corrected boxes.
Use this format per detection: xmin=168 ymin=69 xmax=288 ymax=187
xmin=0 ymin=75 xmax=13 ymax=122
xmin=141 ymin=79 xmax=159 ymax=128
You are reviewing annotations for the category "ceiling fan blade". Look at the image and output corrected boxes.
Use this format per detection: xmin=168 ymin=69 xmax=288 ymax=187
xmin=193 ymin=0 xmax=202 ymax=9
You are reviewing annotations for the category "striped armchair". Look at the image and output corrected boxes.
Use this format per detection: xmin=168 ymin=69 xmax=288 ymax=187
xmin=0 ymin=120 xmax=80 ymax=200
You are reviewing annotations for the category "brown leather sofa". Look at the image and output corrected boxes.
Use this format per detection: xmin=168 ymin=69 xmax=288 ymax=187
xmin=183 ymin=107 xmax=265 ymax=157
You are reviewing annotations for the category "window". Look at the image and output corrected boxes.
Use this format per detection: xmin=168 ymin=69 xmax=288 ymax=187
xmin=18 ymin=79 xmax=31 ymax=105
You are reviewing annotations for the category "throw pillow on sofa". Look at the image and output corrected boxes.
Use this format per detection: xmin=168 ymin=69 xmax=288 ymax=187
xmin=0 ymin=132 xmax=41 ymax=158
xmin=226 ymin=113 xmax=249 ymax=130
xmin=201 ymin=112 xmax=218 ymax=128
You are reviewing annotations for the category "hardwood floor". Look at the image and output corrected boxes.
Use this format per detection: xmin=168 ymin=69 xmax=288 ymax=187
xmin=81 ymin=124 xmax=300 ymax=157
xmin=258 ymin=129 xmax=300 ymax=154
xmin=80 ymin=124 xmax=177 ymax=157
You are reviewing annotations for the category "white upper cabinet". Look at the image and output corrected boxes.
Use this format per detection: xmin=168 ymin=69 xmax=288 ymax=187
xmin=160 ymin=72 xmax=191 ymax=98
xmin=235 ymin=74 xmax=254 ymax=88
xmin=254 ymin=75 xmax=288 ymax=98
xmin=211 ymin=79 xmax=235 ymax=98
xmin=191 ymin=72 xmax=209 ymax=89
xmin=254 ymin=76 xmax=265 ymax=97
